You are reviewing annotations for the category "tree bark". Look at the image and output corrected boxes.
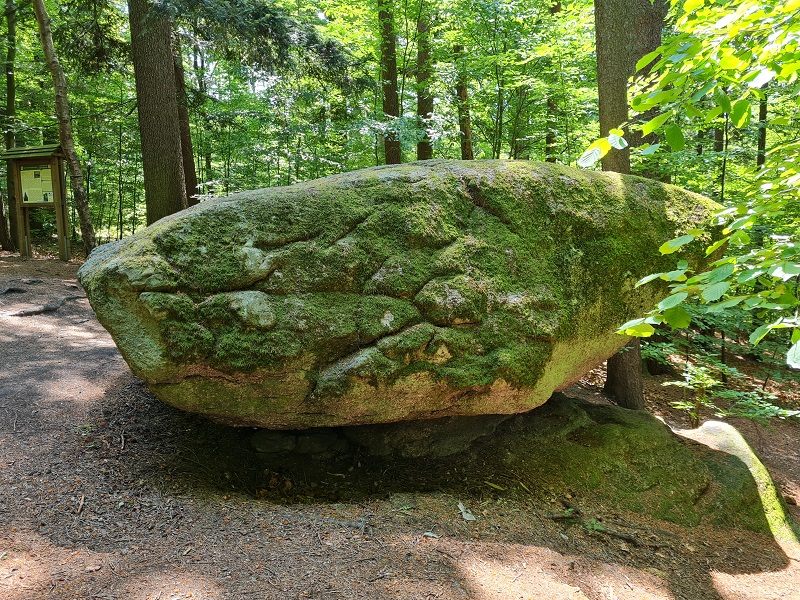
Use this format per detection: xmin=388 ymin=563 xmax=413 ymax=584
xmin=626 ymin=0 xmax=669 ymax=181
xmin=173 ymin=33 xmax=198 ymax=205
xmin=128 ymin=0 xmax=187 ymax=224
xmin=545 ymin=1 xmax=562 ymax=163
xmin=416 ymin=7 xmax=433 ymax=160
xmin=594 ymin=0 xmax=668 ymax=410
xmin=4 ymin=0 xmax=17 ymax=250
xmin=594 ymin=0 xmax=631 ymax=173
xmin=453 ymin=45 xmax=473 ymax=160
xmin=378 ymin=0 xmax=401 ymax=164
xmin=604 ymin=338 xmax=645 ymax=409
xmin=32 ymin=0 xmax=96 ymax=255
xmin=757 ymin=87 xmax=767 ymax=167
xmin=0 ymin=192 xmax=11 ymax=251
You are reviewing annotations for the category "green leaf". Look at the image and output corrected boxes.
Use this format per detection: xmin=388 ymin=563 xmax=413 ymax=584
xmin=749 ymin=324 xmax=770 ymax=346
xmin=706 ymin=263 xmax=734 ymax=283
xmin=664 ymin=268 xmax=688 ymax=281
xmin=738 ymin=268 xmax=765 ymax=283
xmin=626 ymin=322 xmax=656 ymax=337
xmin=705 ymin=296 xmax=746 ymax=312
xmin=714 ymin=89 xmax=731 ymax=113
xmin=640 ymin=143 xmax=660 ymax=156
xmin=705 ymin=237 xmax=729 ymax=256
xmin=690 ymin=81 xmax=716 ymax=103
xmin=705 ymin=105 xmax=724 ymax=123
xmin=618 ymin=318 xmax=656 ymax=337
xmin=663 ymin=305 xmax=691 ymax=329
xmin=608 ymin=133 xmax=628 ymax=150
xmin=701 ymin=281 xmax=730 ymax=302
xmin=635 ymin=272 xmax=664 ymax=288
xmin=665 ymin=124 xmax=686 ymax=151
xmin=729 ymin=230 xmax=751 ymax=246
xmin=787 ymin=342 xmax=800 ymax=369
xmin=635 ymin=49 xmax=661 ymax=72
xmin=641 ymin=111 xmax=672 ymax=136
xmin=658 ymin=291 xmax=689 ymax=310
xmin=731 ymin=99 xmax=750 ymax=128
xmin=792 ymin=329 xmax=800 ymax=344
xmin=684 ymin=0 xmax=704 ymax=11
xmin=577 ymin=147 xmax=602 ymax=168
xmin=659 ymin=234 xmax=695 ymax=255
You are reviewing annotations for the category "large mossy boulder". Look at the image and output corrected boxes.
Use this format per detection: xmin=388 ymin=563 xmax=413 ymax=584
xmin=79 ymin=160 xmax=715 ymax=428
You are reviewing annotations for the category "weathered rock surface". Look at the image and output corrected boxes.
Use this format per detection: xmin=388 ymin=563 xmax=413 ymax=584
xmin=249 ymin=394 xmax=774 ymax=532
xmin=79 ymin=160 xmax=715 ymax=428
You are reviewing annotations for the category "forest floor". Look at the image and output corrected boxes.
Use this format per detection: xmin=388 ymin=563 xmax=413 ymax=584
xmin=1 ymin=251 xmax=799 ymax=600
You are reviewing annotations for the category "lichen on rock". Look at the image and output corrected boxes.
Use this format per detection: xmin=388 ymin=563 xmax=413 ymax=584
xmin=78 ymin=160 xmax=717 ymax=428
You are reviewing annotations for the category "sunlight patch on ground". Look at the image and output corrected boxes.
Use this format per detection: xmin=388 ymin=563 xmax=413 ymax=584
xmin=711 ymin=563 xmax=800 ymax=600
xmin=453 ymin=541 xmax=672 ymax=600
xmin=120 ymin=569 xmax=224 ymax=600
xmin=676 ymin=421 xmax=800 ymax=600
xmin=0 ymin=531 xmax=115 ymax=600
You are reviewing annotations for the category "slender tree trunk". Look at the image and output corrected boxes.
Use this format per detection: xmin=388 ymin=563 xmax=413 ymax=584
xmin=4 ymin=0 xmax=17 ymax=250
xmin=493 ymin=53 xmax=505 ymax=159
xmin=0 ymin=191 xmax=10 ymax=250
xmin=128 ymin=0 xmax=187 ymax=224
xmin=173 ymin=34 xmax=198 ymax=205
xmin=32 ymin=0 xmax=96 ymax=255
xmin=416 ymin=6 xmax=433 ymax=160
xmin=378 ymin=0 xmax=401 ymax=164
xmin=757 ymin=87 xmax=767 ymax=167
xmin=545 ymin=98 xmax=558 ymax=162
xmin=453 ymin=45 xmax=473 ymax=160
xmin=545 ymin=2 xmax=562 ymax=163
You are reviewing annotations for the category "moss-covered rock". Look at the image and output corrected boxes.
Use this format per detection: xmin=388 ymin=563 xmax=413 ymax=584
xmin=78 ymin=160 xmax=716 ymax=428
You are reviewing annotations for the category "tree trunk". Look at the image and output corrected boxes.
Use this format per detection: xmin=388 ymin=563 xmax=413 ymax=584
xmin=545 ymin=1 xmax=561 ymax=163
xmin=128 ymin=0 xmax=187 ymax=224
xmin=594 ymin=0 xmax=631 ymax=173
xmin=757 ymin=87 xmax=767 ymax=167
xmin=0 ymin=190 xmax=11 ymax=251
xmin=173 ymin=33 xmax=198 ymax=205
xmin=626 ymin=0 xmax=669 ymax=181
xmin=4 ymin=0 xmax=17 ymax=250
xmin=545 ymin=97 xmax=558 ymax=162
xmin=416 ymin=8 xmax=433 ymax=160
xmin=378 ymin=0 xmax=401 ymax=164
xmin=594 ymin=0 xmax=667 ymax=410
xmin=604 ymin=338 xmax=645 ymax=409
xmin=453 ymin=45 xmax=473 ymax=160
xmin=32 ymin=0 xmax=96 ymax=255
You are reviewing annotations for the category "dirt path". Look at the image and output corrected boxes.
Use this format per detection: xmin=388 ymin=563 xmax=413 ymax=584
xmin=1 ymin=254 xmax=799 ymax=600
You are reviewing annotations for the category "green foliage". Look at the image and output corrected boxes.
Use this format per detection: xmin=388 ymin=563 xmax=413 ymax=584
xmin=653 ymin=303 xmax=800 ymax=428
xmin=605 ymin=0 xmax=800 ymax=369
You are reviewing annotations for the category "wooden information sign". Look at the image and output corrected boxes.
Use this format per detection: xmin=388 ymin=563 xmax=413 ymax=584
xmin=1 ymin=144 xmax=70 ymax=261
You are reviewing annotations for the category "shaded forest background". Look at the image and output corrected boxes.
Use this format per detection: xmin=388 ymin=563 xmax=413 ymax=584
xmin=0 ymin=0 xmax=791 ymax=244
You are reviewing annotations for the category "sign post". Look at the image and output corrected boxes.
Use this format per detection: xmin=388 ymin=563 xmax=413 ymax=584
xmin=1 ymin=144 xmax=70 ymax=261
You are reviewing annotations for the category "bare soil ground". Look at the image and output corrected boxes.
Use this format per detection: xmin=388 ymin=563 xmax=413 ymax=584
xmin=1 ymin=252 xmax=799 ymax=600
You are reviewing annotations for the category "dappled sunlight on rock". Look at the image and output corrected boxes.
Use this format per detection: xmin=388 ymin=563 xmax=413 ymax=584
xmin=676 ymin=421 xmax=800 ymax=561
